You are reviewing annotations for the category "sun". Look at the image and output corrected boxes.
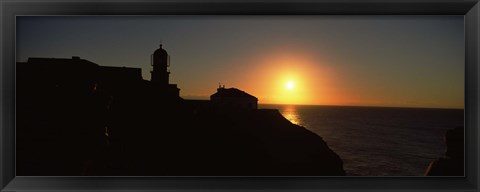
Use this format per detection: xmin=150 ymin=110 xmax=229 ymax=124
xmin=285 ymin=80 xmax=295 ymax=91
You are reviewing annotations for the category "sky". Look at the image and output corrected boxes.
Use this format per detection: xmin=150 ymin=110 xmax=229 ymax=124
xmin=16 ymin=16 xmax=464 ymax=109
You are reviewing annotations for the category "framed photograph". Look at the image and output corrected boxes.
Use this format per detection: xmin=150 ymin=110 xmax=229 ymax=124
xmin=1 ymin=0 xmax=479 ymax=191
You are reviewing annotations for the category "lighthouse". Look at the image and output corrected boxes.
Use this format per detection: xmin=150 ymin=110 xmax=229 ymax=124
xmin=149 ymin=44 xmax=180 ymax=99
xmin=151 ymin=44 xmax=170 ymax=85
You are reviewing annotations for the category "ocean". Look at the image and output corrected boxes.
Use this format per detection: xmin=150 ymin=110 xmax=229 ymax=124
xmin=259 ymin=104 xmax=464 ymax=176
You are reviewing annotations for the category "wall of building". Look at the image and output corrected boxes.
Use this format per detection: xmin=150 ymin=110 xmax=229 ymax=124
xmin=211 ymin=97 xmax=257 ymax=110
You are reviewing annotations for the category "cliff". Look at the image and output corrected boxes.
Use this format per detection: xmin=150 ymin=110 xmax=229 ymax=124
xmin=424 ymin=126 xmax=464 ymax=176
xmin=99 ymin=96 xmax=345 ymax=176
xmin=16 ymin=85 xmax=345 ymax=175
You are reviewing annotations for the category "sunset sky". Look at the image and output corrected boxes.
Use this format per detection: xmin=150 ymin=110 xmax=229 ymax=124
xmin=16 ymin=16 xmax=464 ymax=109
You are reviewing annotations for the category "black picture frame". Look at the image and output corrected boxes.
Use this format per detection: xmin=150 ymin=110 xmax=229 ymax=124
xmin=1 ymin=0 xmax=479 ymax=191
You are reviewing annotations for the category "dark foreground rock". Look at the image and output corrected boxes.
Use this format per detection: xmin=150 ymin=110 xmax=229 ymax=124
xmin=17 ymin=89 xmax=345 ymax=176
xmin=88 ymin=98 xmax=345 ymax=176
xmin=424 ymin=126 xmax=464 ymax=176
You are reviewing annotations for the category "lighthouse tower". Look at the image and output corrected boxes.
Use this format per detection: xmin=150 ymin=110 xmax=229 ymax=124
xmin=149 ymin=44 xmax=180 ymax=100
xmin=151 ymin=44 xmax=170 ymax=85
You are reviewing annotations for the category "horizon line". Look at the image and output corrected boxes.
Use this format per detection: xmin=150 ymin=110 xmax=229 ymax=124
xmin=181 ymin=98 xmax=464 ymax=110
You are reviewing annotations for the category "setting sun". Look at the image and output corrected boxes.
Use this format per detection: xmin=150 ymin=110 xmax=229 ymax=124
xmin=286 ymin=81 xmax=295 ymax=90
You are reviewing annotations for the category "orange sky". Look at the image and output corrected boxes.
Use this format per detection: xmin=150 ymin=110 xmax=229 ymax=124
xmin=199 ymin=45 xmax=464 ymax=109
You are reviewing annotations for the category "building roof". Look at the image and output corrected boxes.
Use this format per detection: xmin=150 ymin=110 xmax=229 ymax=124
xmin=19 ymin=57 xmax=144 ymax=82
xmin=26 ymin=57 xmax=99 ymax=68
xmin=210 ymin=87 xmax=258 ymax=100
xmin=153 ymin=44 xmax=168 ymax=56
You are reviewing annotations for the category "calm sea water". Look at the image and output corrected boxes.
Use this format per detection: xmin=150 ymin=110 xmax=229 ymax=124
xmin=259 ymin=104 xmax=464 ymax=176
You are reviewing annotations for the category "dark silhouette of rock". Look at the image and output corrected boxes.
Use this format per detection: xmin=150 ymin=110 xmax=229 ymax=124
xmin=424 ymin=126 xmax=464 ymax=176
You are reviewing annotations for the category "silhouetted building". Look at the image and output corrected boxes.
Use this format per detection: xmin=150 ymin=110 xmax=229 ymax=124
xmin=17 ymin=57 xmax=144 ymax=95
xmin=17 ymin=57 xmax=99 ymax=94
xmin=151 ymin=44 xmax=169 ymax=84
xmin=150 ymin=44 xmax=180 ymax=99
xmin=210 ymin=86 xmax=258 ymax=110
xmin=98 ymin=66 xmax=143 ymax=82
